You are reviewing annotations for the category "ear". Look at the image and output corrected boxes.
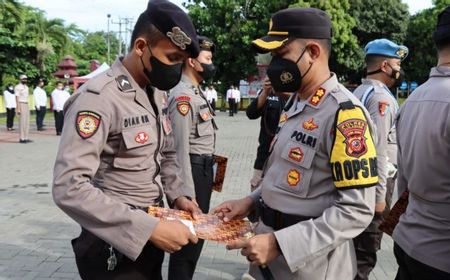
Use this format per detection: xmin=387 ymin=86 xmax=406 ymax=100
xmin=187 ymin=58 xmax=197 ymax=68
xmin=308 ymin=43 xmax=321 ymax=61
xmin=381 ymin=60 xmax=389 ymax=71
xmin=134 ymin=37 xmax=147 ymax=57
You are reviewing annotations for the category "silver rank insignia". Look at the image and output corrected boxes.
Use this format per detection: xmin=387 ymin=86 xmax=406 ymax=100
xmin=167 ymin=27 xmax=192 ymax=50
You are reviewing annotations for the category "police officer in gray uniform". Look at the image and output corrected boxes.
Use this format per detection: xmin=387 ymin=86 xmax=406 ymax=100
xmin=214 ymin=8 xmax=377 ymax=280
xmin=52 ymin=1 xmax=202 ymax=279
xmin=352 ymin=38 xmax=408 ymax=280
xmin=167 ymin=36 xmax=217 ymax=280
xmin=393 ymin=6 xmax=450 ymax=280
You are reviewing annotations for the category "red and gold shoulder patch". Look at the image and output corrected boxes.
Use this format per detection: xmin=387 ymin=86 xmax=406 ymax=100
xmin=76 ymin=111 xmax=101 ymax=139
xmin=175 ymin=96 xmax=191 ymax=102
xmin=309 ymin=88 xmax=326 ymax=106
xmin=177 ymin=101 xmax=191 ymax=116
xmin=135 ymin=131 xmax=149 ymax=144
xmin=336 ymin=118 xmax=368 ymax=158
xmin=287 ymin=169 xmax=301 ymax=186
xmin=379 ymin=101 xmax=390 ymax=116
xmin=302 ymin=118 xmax=319 ymax=131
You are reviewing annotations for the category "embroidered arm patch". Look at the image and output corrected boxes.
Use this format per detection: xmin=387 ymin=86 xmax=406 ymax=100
xmin=330 ymin=106 xmax=378 ymax=189
xmin=76 ymin=111 xmax=101 ymax=139
xmin=176 ymin=101 xmax=191 ymax=116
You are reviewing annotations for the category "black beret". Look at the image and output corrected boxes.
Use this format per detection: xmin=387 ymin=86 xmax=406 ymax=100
xmin=198 ymin=36 xmax=215 ymax=54
xmin=252 ymin=7 xmax=332 ymax=53
xmin=146 ymin=0 xmax=200 ymax=58
xmin=433 ymin=6 xmax=450 ymax=45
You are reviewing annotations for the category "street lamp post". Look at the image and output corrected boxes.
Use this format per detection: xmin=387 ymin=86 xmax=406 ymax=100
xmin=107 ymin=14 xmax=111 ymax=65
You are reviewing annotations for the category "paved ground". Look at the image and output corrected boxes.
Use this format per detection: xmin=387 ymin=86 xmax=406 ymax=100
xmin=0 ymin=111 xmax=398 ymax=279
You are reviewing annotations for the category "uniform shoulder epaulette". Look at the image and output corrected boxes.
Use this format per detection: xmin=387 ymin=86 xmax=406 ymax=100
xmin=85 ymin=71 xmax=115 ymax=95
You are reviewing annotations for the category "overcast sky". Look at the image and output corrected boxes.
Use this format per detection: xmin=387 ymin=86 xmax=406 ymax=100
xmin=21 ymin=0 xmax=433 ymax=33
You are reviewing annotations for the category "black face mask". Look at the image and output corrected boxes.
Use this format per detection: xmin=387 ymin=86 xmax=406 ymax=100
xmin=387 ymin=64 xmax=405 ymax=88
xmin=141 ymin=44 xmax=183 ymax=91
xmin=266 ymin=47 xmax=312 ymax=93
xmin=367 ymin=63 xmax=404 ymax=87
xmin=198 ymin=62 xmax=216 ymax=80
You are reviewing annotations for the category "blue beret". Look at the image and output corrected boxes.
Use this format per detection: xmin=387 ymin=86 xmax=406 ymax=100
xmin=146 ymin=0 xmax=199 ymax=58
xmin=364 ymin=39 xmax=408 ymax=60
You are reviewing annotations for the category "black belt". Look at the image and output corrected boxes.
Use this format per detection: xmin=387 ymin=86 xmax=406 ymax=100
xmin=129 ymin=200 xmax=164 ymax=213
xmin=260 ymin=199 xmax=315 ymax=231
xmin=190 ymin=153 xmax=214 ymax=166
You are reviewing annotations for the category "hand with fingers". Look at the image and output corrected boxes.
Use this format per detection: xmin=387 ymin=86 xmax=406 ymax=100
xmin=211 ymin=196 xmax=255 ymax=222
xmin=226 ymin=233 xmax=281 ymax=266
xmin=149 ymin=219 xmax=198 ymax=253
xmin=173 ymin=196 xmax=202 ymax=219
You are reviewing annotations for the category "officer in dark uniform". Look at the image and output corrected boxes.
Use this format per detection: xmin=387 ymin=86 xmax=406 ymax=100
xmin=52 ymin=1 xmax=202 ymax=279
xmin=167 ymin=36 xmax=218 ymax=280
xmin=246 ymin=78 xmax=289 ymax=191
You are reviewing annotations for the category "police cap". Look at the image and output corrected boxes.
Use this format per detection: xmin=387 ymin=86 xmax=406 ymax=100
xmin=198 ymin=36 xmax=215 ymax=54
xmin=146 ymin=0 xmax=199 ymax=58
xmin=252 ymin=8 xmax=332 ymax=53
xmin=364 ymin=39 xmax=408 ymax=61
xmin=433 ymin=6 xmax=450 ymax=46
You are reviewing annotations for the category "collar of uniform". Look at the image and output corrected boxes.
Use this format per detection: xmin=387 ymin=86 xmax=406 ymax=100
xmin=110 ymin=58 xmax=157 ymax=117
xmin=305 ymin=73 xmax=337 ymax=109
xmin=110 ymin=58 xmax=142 ymax=93
xmin=361 ymin=78 xmax=388 ymax=88
xmin=430 ymin=66 xmax=450 ymax=78
xmin=180 ymin=74 xmax=200 ymax=93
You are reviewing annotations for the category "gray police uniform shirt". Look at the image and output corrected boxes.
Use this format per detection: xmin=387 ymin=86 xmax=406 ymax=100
xmin=52 ymin=58 xmax=194 ymax=261
xmin=353 ymin=78 xmax=399 ymax=204
xmin=168 ymin=75 xmax=217 ymax=193
xmin=393 ymin=66 xmax=450 ymax=274
xmin=249 ymin=74 xmax=377 ymax=280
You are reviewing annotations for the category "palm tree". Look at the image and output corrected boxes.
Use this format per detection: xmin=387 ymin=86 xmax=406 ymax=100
xmin=27 ymin=11 xmax=70 ymax=75
xmin=0 ymin=0 xmax=23 ymax=31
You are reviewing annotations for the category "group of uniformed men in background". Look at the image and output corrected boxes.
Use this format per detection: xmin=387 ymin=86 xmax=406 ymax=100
xmin=51 ymin=0 xmax=450 ymax=279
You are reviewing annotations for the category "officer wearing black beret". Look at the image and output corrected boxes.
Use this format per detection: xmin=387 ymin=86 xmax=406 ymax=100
xmin=167 ymin=35 xmax=218 ymax=280
xmin=52 ymin=1 xmax=202 ymax=279
xmin=214 ymin=8 xmax=377 ymax=279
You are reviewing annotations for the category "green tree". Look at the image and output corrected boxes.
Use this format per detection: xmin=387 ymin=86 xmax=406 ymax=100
xmin=290 ymin=0 xmax=362 ymax=82
xmin=184 ymin=0 xmax=296 ymax=93
xmin=402 ymin=0 xmax=450 ymax=84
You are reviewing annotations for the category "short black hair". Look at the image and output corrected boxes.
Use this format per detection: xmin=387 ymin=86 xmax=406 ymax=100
xmin=129 ymin=12 xmax=165 ymax=52
xmin=56 ymin=81 xmax=64 ymax=86
xmin=298 ymin=38 xmax=331 ymax=57
xmin=436 ymin=37 xmax=450 ymax=52
xmin=365 ymin=55 xmax=388 ymax=69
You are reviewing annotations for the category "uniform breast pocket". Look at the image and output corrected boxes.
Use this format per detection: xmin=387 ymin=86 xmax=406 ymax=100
xmin=275 ymin=140 xmax=316 ymax=197
xmin=113 ymin=125 xmax=155 ymax=170
xmin=196 ymin=108 xmax=214 ymax=137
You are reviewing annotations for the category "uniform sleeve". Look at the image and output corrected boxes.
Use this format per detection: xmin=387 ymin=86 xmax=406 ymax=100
xmin=246 ymin=93 xmax=264 ymax=119
xmin=168 ymin=95 xmax=196 ymax=197
xmin=52 ymin=91 xmax=158 ymax=261
xmin=366 ymin=94 xmax=395 ymax=203
xmin=395 ymin=109 xmax=408 ymax=195
xmin=274 ymin=109 xmax=376 ymax=272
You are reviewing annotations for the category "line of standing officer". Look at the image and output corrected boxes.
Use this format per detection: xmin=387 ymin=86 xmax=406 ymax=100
xmin=167 ymin=36 xmax=218 ymax=280
xmin=352 ymin=38 xmax=408 ymax=280
xmin=52 ymin=1 xmax=202 ymax=279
